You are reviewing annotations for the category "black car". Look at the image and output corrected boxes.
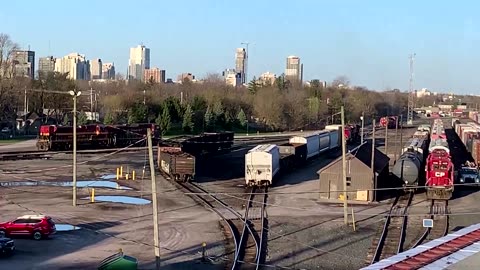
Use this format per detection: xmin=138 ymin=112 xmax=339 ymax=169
xmin=0 ymin=236 xmax=14 ymax=255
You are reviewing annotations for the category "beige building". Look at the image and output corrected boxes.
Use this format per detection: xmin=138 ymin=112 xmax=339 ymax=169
xmin=38 ymin=56 xmax=55 ymax=76
xmin=235 ymin=48 xmax=246 ymax=84
xmin=177 ymin=73 xmax=195 ymax=82
xmin=128 ymin=45 xmax=150 ymax=81
xmin=144 ymin=67 xmax=165 ymax=83
xmin=102 ymin=63 xmax=115 ymax=80
xmin=285 ymin=55 xmax=303 ymax=84
xmin=90 ymin=58 xmax=102 ymax=80
xmin=223 ymin=69 xmax=241 ymax=87
xmin=258 ymin=72 xmax=276 ymax=85
xmin=12 ymin=50 xmax=35 ymax=79
xmin=54 ymin=53 xmax=90 ymax=80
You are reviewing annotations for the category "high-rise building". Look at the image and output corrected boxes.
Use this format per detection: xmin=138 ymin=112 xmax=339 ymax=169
xmin=12 ymin=50 xmax=35 ymax=79
xmin=223 ymin=69 xmax=241 ymax=87
xmin=144 ymin=67 xmax=165 ymax=83
xmin=128 ymin=45 xmax=150 ymax=81
xmin=54 ymin=53 xmax=90 ymax=80
xmin=258 ymin=72 xmax=276 ymax=86
xmin=177 ymin=73 xmax=195 ymax=82
xmin=285 ymin=56 xmax=303 ymax=84
xmin=102 ymin=63 xmax=115 ymax=80
xmin=38 ymin=56 xmax=56 ymax=76
xmin=90 ymin=58 xmax=102 ymax=80
xmin=235 ymin=48 xmax=246 ymax=84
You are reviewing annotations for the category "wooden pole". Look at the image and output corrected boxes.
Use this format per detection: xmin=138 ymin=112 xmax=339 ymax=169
xmin=147 ymin=128 xmax=161 ymax=270
xmin=371 ymin=119 xmax=376 ymax=201
xmin=385 ymin=118 xmax=388 ymax=156
xmin=394 ymin=116 xmax=399 ymax=162
xmin=341 ymin=106 xmax=348 ymax=224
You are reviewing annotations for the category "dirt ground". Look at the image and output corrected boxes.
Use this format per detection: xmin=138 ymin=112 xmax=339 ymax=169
xmin=2 ymin=123 xmax=480 ymax=270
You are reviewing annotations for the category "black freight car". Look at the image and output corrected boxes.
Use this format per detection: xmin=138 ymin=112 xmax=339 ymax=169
xmin=158 ymin=146 xmax=195 ymax=182
xmin=278 ymin=143 xmax=308 ymax=171
xmin=180 ymin=131 xmax=234 ymax=155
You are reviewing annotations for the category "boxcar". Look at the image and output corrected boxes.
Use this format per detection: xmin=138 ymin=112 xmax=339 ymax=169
xmin=158 ymin=147 xmax=195 ymax=182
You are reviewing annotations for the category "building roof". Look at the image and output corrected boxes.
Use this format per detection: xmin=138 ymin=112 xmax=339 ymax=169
xmin=317 ymin=142 xmax=390 ymax=175
xmin=362 ymin=223 xmax=480 ymax=270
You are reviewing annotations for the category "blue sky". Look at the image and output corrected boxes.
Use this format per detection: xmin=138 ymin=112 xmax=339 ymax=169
xmin=2 ymin=0 xmax=479 ymax=93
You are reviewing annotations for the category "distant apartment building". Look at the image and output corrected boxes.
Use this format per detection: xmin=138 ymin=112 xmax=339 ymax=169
xmin=128 ymin=45 xmax=150 ymax=81
xmin=90 ymin=58 xmax=102 ymax=80
xmin=54 ymin=53 xmax=90 ymax=80
xmin=258 ymin=72 xmax=276 ymax=86
xmin=305 ymin=80 xmax=327 ymax=88
xmin=101 ymin=63 xmax=115 ymax=80
xmin=144 ymin=68 xmax=165 ymax=83
xmin=235 ymin=48 xmax=246 ymax=84
xmin=38 ymin=56 xmax=56 ymax=76
xmin=285 ymin=55 xmax=303 ymax=84
xmin=223 ymin=69 xmax=241 ymax=87
xmin=177 ymin=73 xmax=195 ymax=82
xmin=12 ymin=50 xmax=35 ymax=79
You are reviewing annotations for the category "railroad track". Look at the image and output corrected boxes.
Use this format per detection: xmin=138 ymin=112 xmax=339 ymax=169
xmin=233 ymin=186 xmax=268 ymax=270
xmin=366 ymin=192 xmax=414 ymax=265
xmin=412 ymin=200 xmax=449 ymax=247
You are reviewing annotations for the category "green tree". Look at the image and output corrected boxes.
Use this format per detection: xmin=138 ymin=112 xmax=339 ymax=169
xmin=182 ymin=104 xmax=194 ymax=133
xmin=212 ymin=100 xmax=224 ymax=128
xmin=204 ymin=105 xmax=214 ymax=130
xmin=104 ymin=111 xmax=115 ymax=124
xmin=128 ymin=104 xmax=147 ymax=124
xmin=236 ymin=108 xmax=247 ymax=128
xmin=275 ymin=74 xmax=288 ymax=91
xmin=62 ymin=114 xmax=70 ymax=125
xmin=77 ymin=110 xmax=88 ymax=125
xmin=248 ymin=77 xmax=259 ymax=94
xmin=156 ymin=105 xmax=171 ymax=136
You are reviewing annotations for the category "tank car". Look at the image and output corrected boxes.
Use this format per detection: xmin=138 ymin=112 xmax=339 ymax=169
xmin=392 ymin=138 xmax=428 ymax=188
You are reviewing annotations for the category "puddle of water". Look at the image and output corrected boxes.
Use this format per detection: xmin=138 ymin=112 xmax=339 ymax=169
xmin=101 ymin=174 xmax=117 ymax=180
xmin=84 ymin=195 xmax=151 ymax=205
xmin=55 ymin=224 xmax=81 ymax=231
xmin=0 ymin=180 xmax=131 ymax=190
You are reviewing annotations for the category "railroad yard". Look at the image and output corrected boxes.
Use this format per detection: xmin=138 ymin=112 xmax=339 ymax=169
xmin=2 ymin=119 xmax=480 ymax=270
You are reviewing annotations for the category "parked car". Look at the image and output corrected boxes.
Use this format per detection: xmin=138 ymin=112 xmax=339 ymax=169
xmin=0 ymin=236 xmax=15 ymax=255
xmin=0 ymin=215 xmax=56 ymax=240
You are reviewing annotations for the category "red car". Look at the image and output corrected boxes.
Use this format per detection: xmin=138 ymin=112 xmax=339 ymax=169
xmin=0 ymin=215 xmax=56 ymax=240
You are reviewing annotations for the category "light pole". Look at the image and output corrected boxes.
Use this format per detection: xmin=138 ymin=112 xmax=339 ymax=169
xmin=360 ymin=112 xmax=364 ymax=144
xmin=69 ymin=89 xmax=82 ymax=207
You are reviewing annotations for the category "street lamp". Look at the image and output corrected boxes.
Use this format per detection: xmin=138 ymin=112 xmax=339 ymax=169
xmin=360 ymin=112 xmax=364 ymax=144
xmin=69 ymin=89 xmax=82 ymax=207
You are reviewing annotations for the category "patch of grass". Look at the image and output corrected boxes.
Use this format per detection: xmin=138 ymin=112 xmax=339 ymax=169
xmin=0 ymin=138 xmax=29 ymax=145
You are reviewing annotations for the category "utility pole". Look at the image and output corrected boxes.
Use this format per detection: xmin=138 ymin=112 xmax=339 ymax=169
xmin=400 ymin=115 xmax=403 ymax=155
xmin=407 ymin=53 xmax=416 ymax=125
xmin=241 ymin=42 xmax=250 ymax=84
xmin=360 ymin=112 xmax=365 ymax=144
xmin=90 ymin=87 xmax=93 ymax=114
xmin=384 ymin=119 xmax=388 ymax=157
xmin=394 ymin=116 xmax=399 ymax=162
xmin=143 ymin=89 xmax=146 ymax=105
xmin=24 ymin=87 xmax=27 ymax=132
xmin=341 ymin=106 xmax=348 ymax=224
xmin=147 ymin=128 xmax=161 ymax=270
xmin=180 ymin=91 xmax=183 ymax=105
xmin=371 ymin=119 xmax=376 ymax=201
xmin=69 ymin=89 xmax=81 ymax=207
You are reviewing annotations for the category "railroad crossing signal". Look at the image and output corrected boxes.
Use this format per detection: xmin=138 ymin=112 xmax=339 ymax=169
xmin=423 ymin=219 xmax=433 ymax=228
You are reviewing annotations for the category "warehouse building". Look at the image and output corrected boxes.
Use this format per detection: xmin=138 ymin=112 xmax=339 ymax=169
xmin=317 ymin=142 xmax=390 ymax=202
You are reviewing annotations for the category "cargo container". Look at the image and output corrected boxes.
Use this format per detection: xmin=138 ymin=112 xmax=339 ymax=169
xmin=158 ymin=147 xmax=195 ymax=182
xmin=327 ymin=129 xmax=341 ymax=149
xmin=473 ymin=139 xmax=480 ymax=165
xmin=245 ymin=144 xmax=281 ymax=186
xmin=318 ymin=131 xmax=331 ymax=154
xmin=289 ymin=133 xmax=320 ymax=159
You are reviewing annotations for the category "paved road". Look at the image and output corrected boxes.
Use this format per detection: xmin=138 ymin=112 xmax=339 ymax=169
xmin=0 ymin=140 xmax=37 ymax=153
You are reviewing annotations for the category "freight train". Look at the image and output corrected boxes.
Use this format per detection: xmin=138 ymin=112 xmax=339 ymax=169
xmin=245 ymin=129 xmax=342 ymax=186
xmin=156 ymin=132 xmax=235 ymax=182
xmin=425 ymin=119 xmax=454 ymax=200
xmin=36 ymin=123 xmax=160 ymax=151
xmin=325 ymin=124 xmax=360 ymax=144
xmin=379 ymin=116 xmax=398 ymax=129
xmin=452 ymin=119 xmax=480 ymax=184
xmin=391 ymin=137 xmax=429 ymax=189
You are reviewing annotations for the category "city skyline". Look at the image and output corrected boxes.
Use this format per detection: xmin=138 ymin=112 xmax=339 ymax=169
xmin=2 ymin=1 xmax=480 ymax=93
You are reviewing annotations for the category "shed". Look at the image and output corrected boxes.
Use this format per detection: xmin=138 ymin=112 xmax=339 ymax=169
xmin=317 ymin=142 xmax=390 ymax=202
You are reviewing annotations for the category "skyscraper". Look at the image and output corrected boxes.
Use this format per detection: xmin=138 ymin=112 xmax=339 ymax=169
xmin=235 ymin=48 xmax=246 ymax=84
xmin=12 ymin=50 xmax=35 ymax=79
xmin=102 ymin=63 xmax=115 ymax=80
xmin=90 ymin=58 xmax=102 ymax=80
xmin=128 ymin=45 xmax=150 ymax=81
xmin=38 ymin=56 xmax=56 ymax=76
xmin=285 ymin=55 xmax=303 ymax=84
xmin=54 ymin=53 xmax=90 ymax=80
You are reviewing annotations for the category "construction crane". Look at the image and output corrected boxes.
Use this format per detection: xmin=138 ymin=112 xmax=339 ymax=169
xmin=407 ymin=53 xmax=416 ymax=125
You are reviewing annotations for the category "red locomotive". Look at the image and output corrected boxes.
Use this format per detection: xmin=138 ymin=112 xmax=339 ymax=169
xmin=36 ymin=123 xmax=160 ymax=151
xmin=379 ymin=116 xmax=399 ymax=129
xmin=425 ymin=119 xmax=454 ymax=200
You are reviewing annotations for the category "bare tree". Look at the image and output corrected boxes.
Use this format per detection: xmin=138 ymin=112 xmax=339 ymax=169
xmin=331 ymin=75 xmax=350 ymax=88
